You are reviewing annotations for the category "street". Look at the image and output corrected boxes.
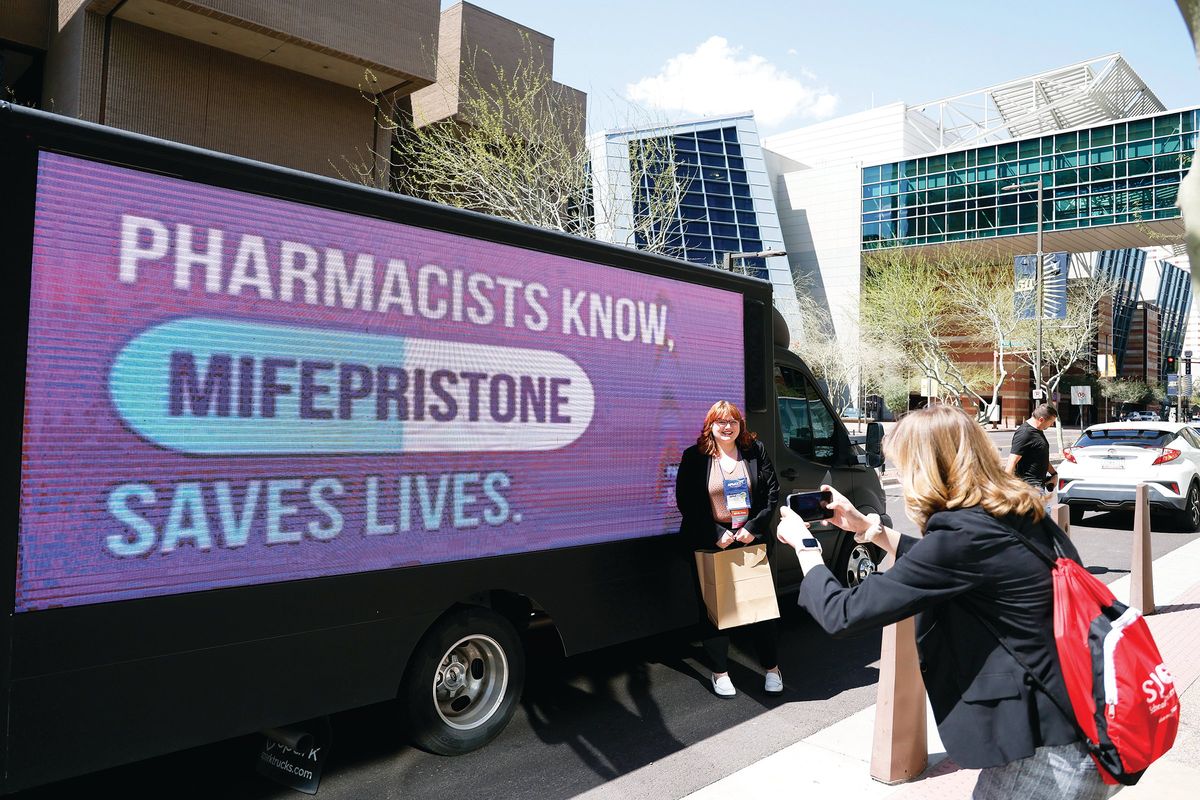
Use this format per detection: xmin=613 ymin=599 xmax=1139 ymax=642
xmin=17 ymin=428 xmax=1197 ymax=800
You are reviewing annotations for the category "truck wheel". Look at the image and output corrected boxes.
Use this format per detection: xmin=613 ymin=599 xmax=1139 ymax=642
xmin=401 ymin=607 xmax=525 ymax=755
xmin=837 ymin=542 xmax=881 ymax=587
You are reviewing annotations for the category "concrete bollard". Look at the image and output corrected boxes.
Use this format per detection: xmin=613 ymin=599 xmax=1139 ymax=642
xmin=1130 ymin=483 xmax=1155 ymax=615
xmin=870 ymin=617 xmax=928 ymax=784
xmin=1049 ymin=502 xmax=1071 ymax=537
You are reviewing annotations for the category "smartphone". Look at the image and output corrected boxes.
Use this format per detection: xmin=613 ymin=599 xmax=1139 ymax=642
xmin=787 ymin=490 xmax=833 ymax=522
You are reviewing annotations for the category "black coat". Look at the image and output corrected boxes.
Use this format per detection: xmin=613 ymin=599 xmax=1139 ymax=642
xmin=798 ymin=505 xmax=1081 ymax=769
xmin=675 ymin=439 xmax=779 ymax=551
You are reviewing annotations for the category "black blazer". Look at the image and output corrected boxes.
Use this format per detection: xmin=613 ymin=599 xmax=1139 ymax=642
xmin=675 ymin=439 xmax=779 ymax=551
xmin=798 ymin=505 xmax=1081 ymax=769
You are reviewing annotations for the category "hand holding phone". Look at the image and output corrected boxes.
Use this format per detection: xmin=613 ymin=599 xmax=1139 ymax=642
xmin=786 ymin=490 xmax=833 ymax=522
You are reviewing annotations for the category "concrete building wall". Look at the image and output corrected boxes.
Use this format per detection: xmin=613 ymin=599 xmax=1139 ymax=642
xmin=409 ymin=1 xmax=463 ymax=124
xmin=40 ymin=4 xmax=104 ymax=119
xmin=764 ymin=105 xmax=925 ymax=344
xmin=772 ymin=163 xmax=862 ymax=339
xmin=0 ymin=0 xmax=52 ymax=48
xmin=186 ymin=0 xmax=440 ymax=79
xmin=410 ymin=2 xmax=577 ymax=131
xmin=763 ymin=104 xmax=911 ymax=169
xmin=20 ymin=1 xmax=449 ymax=182
xmin=98 ymin=18 xmax=378 ymax=176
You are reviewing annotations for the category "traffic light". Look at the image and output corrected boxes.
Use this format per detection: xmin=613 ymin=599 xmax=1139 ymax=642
xmin=1168 ymin=355 xmax=1177 ymax=373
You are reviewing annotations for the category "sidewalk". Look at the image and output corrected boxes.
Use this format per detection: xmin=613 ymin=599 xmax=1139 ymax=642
xmin=681 ymin=537 xmax=1200 ymax=799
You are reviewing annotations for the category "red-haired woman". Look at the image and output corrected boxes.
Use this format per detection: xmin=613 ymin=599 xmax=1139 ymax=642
xmin=675 ymin=400 xmax=781 ymax=698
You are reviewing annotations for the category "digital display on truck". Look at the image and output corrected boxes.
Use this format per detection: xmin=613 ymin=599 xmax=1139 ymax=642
xmin=17 ymin=152 xmax=744 ymax=612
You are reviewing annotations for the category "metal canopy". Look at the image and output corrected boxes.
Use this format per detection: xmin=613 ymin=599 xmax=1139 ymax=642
xmin=906 ymin=54 xmax=1165 ymax=152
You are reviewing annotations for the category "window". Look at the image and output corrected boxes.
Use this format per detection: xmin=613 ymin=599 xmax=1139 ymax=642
xmin=1074 ymin=429 xmax=1176 ymax=448
xmin=776 ymin=366 xmax=840 ymax=464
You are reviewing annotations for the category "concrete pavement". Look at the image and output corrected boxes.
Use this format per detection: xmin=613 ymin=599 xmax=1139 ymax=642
xmin=679 ymin=536 xmax=1200 ymax=799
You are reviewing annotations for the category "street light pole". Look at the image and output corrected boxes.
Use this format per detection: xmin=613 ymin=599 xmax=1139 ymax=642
xmin=1035 ymin=179 xmax=1044 ymax=400
xmin=722 ymin=249 xmax=787 ymax=276
xmin=1002 ymin=180 xmax=1046 ymax=401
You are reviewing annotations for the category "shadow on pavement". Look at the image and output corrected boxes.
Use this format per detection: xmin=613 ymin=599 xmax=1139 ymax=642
xmin=1077 ymin=508 xmax=1199 ymax=535
xmin=1087 ymin=565 xmax=1131 ymax=575
xmin=1156 ymin=602 xmax=1200 ymax=615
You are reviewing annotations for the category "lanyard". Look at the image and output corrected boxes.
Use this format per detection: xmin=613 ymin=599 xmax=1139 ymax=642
xmin=722 ymin=460 xmax=750 ymax=529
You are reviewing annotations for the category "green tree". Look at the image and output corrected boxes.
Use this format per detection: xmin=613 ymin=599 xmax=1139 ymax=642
xmin=861 ymin=248 xmax=1013 ymax=418
xmin=1098 ymin=377 xmax=1151 ymax=417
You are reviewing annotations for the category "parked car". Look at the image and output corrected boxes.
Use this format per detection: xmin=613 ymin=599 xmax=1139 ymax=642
xmin=1057 ymin=422 xmax=1200 ymax=530
xmin=1123 ymin=411 xmax=1161 ymax=421
xmin=841 ymin=406 xmax=865 ymax=420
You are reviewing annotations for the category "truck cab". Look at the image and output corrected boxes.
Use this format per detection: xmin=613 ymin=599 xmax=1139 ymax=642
xmin=762 ymin=313 xmax=890 ymax=591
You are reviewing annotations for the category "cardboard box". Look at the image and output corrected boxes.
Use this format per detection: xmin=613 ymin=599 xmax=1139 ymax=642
xmin=694 ymin=543 xmax=781 ymax=630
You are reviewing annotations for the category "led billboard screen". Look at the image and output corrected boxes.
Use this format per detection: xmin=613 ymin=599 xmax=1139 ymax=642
xmin=17 ymin=153 xmax=743 ymax=611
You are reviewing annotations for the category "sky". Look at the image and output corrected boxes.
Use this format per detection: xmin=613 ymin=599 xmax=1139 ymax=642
xmin=446 ymin=0 xmax=1200 ymax=137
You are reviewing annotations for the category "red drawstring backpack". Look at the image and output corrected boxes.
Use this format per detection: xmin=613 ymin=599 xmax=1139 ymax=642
xmin=977 ymin=521 xmax=1180 ymax=786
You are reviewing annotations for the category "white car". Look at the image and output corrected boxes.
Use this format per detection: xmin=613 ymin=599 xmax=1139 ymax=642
xmin=1057 ymin=422 xmax=1200 ymax=530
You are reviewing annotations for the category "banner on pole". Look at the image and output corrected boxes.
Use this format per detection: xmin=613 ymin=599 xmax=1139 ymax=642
xmin=1014 ymin=252 xmax=1068 ymax=320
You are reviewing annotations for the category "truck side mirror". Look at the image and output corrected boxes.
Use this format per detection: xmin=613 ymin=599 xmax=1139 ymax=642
xmin=864 ymin=421 xmax=884 ymax=468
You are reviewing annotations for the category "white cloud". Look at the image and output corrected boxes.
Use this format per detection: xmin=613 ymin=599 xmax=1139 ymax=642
xmin=626 ymin=36 xmax=838 ymax=127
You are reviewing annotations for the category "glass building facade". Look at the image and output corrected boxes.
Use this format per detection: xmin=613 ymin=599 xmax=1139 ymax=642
xmin=631 ymin=126 xmax=771 ymax=276
xmin=860 ymin=108 xmax=1199 ymax=249
xmin=1093 ymin=248 xmax=1147 ymax=374
xmin=1156 ymin=260 xmax=1193 ymax=381
xmin=591 ymin=114 xmax=797 ymax=324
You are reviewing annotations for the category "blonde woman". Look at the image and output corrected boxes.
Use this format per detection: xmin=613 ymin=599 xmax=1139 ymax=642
xmin=777 ymin=406 xmax=1110 ymax=800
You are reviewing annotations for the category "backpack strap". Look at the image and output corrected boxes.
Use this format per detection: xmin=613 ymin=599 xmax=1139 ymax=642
xmin=962 ymin=517 xmax=1098 ymax=754
xmin=996 ymin=515 xmax=1064 ymax=568
xmin=965 ymin=607 xmax=1093 ymax=751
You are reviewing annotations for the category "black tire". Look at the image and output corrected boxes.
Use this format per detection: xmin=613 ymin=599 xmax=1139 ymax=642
xmin=836 ymin=541 xmax=883 ymax=587
xmin=1176 ymin=482 xmax=1200 ymax=532
xmin=1068 ymin=503 xmax=1085 ymax=526
xmin=401 ymin=607 xmax=525 ymax=755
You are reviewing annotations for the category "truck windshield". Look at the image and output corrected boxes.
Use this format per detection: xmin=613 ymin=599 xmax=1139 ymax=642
xmin=776 ymin=365 xmax=838 ymax=463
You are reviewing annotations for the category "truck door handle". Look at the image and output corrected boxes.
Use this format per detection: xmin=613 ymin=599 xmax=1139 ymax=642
xmin=780 ymin=468 xmax=798 ymax=479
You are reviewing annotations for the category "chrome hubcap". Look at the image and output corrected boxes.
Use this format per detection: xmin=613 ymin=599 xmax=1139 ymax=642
xmin=846 ymin=545 xmax=877 ymax=586
xmin=433 ymin=634 xmax=509 ymax=731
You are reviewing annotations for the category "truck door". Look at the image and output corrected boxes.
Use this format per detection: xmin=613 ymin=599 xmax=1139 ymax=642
xmin=771 ymin=363 xmax=862 ymax=586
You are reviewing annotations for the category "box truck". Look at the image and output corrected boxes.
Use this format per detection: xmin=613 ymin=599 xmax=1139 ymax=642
xmin=0 ymin=102 xmax=888 ymax=791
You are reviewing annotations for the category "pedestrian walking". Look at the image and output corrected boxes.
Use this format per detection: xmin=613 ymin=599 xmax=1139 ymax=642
xmin=1007 ymin=403 xmax=1059 ymax=491
xmin=777 ymin=406 xmax=1112 ymax=799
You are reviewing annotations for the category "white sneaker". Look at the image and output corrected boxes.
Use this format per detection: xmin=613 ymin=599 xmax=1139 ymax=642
xmin=764 ymin=670 xmax=783 ymax=694
xmin=711 ymin=673 xmax=736 ymax=698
